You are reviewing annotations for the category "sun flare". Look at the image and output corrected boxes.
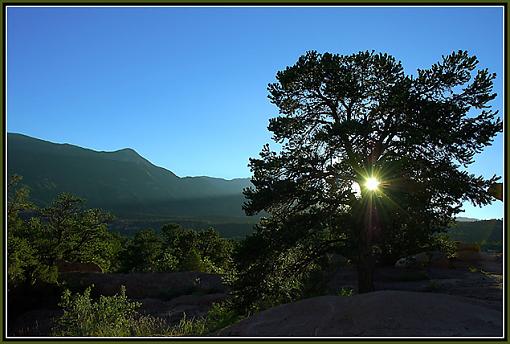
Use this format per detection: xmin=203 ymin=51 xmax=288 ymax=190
xmin=365 ymin=177 xmax=380 ymax=191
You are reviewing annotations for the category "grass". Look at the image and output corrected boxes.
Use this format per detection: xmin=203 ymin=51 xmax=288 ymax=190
xmin=169 ymin=302 xmax=243 ymax=336
xmin=337 ymin=287 xmax=354 ymax=297
xmin=468 ymin=266 xmax=479 ymax=273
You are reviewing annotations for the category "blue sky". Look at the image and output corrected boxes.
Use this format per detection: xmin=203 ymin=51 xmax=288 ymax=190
xmin=7 ymin=6 xmax=504 ymax=219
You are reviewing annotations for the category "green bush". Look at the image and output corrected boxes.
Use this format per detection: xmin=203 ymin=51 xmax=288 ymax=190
xmin=179 ymin=248 xmax=205 ymax=272
xmin=337 ymin=287 xmax=354 ymax=297
xmin=169 ymin=301 xmax=243 ymax=336
xmin=431 ymin=233 xmax=457 ymax=258
xmin=169 ymin=314 xmax=207 ymax=336
xmin=52 ymin=285 xmax=170 ymax=337
xmin=119 ymin=224 xmax=235 ymax=274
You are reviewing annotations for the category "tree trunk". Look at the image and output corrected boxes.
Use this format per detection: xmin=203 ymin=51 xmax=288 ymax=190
xmin=357 ymin=193 xmax=376 ymax=293
xmin=358 ymin=242 xmax=375 ymax=293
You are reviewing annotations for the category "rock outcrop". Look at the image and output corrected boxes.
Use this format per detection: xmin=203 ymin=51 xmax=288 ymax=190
xmin=217 ymin=291 xmax=502 ymax=337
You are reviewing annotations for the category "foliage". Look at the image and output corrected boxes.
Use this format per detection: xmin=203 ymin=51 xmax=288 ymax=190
xmin=168 ymin=314 xmax=208 ymax=337
xmin=38 ymin=193 xmax=118 ymax=270
xmin=203 ymin=301 xmax=243 ymax=333
xmin=233 ymin=50 xmax=501 ymax=311
xmin=120 ymin=224 xmax=234 ymax=274
xmin=230 ymin=232 xmax=333 ymax=312
xmin=430 ymin=233 xmax=457 ymax=258
xmin=121 ymin=229 xmax=166 ymax=272
xmin=7 ymin=177 xmax=57 ymax=286
xmin=179 ymin=248 xmax=205 ymax=272
xmin=7 ymin=176 xmax=118 ymax=288
xmin=337 ymin=287 xmax=354 ymax=297
xmin=448 ymin=219 xmax=503 ymax=252
xmin=7 ymin=175 xmax=47 ymax=286
xmin=169 ymin=301 xmax=243 ymax=336
xmin=121 ymin=224 xmax=234 ymax=273
xmin=52 ymin=285 xmax=170 ymax=337
xmin=7 ymin=174 xmax=234 ymax=286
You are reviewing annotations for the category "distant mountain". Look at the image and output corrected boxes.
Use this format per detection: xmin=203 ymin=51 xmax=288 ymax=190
xmin=455 ymin=217 xmax=480 ymax=222
xmin=448 ymin=219 xmax=503 ymax=252
xmin=9 ymin=133 xmax=499 ymax=241
xmin=7 ymin=133 xmax=255 ymax=234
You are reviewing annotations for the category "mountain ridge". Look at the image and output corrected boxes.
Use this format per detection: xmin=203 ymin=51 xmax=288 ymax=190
xmin=7 ymin=133 xmax=252 ymax=221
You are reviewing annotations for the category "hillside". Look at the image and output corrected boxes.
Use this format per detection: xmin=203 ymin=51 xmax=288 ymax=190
xmin=8 ymin=133 xmax=501 ymax=241
xmin=448 ymin=219 xmax=503 ymax=251
xmin=7 ymin=133 xmax=256 ymax=236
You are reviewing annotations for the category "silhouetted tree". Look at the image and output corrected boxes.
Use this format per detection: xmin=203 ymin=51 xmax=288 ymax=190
xmin=234 ymin=50 xmax=501 ymax=310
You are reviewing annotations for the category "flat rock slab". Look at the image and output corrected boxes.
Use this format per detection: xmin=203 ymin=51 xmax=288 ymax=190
xmin=217 ymin=291 xmax=502 ymax=337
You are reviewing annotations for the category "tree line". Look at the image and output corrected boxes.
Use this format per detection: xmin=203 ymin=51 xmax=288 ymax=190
xmin=7 ymin=175 xmax=235 ymax=290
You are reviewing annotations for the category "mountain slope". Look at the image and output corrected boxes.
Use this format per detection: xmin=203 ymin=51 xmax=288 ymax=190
xmin=448 ymin=219 xmax=503 ymax=249
xmin=7 ymin=133 xmax=252 ymax=221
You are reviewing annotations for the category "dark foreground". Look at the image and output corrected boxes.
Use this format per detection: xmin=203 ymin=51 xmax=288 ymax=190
xmin=9 ymin=254 xmax=503 ymax=337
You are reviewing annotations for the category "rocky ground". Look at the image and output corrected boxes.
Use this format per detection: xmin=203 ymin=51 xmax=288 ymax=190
xmin=216 ymin=291 xmax=502 ymax=337
xmin=217 ymin=252 xmax=503 ymax=337
xmin=327 ymin=256 xmax=503 ymax=312
xmin=8 ymin=253 xmax=504 ymax=337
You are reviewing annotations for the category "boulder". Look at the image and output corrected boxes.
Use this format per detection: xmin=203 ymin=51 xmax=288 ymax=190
xmin=429 ymin=257 xmax=449 ymax=269
xmin=396 ymin=251 xmax=450 ymax=269
xmin=217 ymin=291 xmax=502 ymax=337
xmin=413 ymin=252 xmax=429 ymax=265
xmin=395 ymin=257 xmax=418 ymax=269
xmin=456 ymin=243 xmax=480 ymax=252
xmin=456 ymin=251 xmax=482 ymax=262
xmin=428 ymin=251 xmax=449 ymax=268
xmin=479 ymin=252 xmax=498 ymax=262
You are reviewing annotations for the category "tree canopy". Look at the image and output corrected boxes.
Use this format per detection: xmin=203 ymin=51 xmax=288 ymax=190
xmin=7 ymin=177 xmax=118 ymax=287
xmin=232 ymin=50 xmax=502 ymax=311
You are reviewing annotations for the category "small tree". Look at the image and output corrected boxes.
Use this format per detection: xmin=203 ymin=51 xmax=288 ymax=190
xmin=122 ymin=229 xmax=164 ymax=272
xmin=38 ymin=193 xmax=115 ymax=270
xmin=7 ymin=183 xmax=117 ymax=287
xmin=234 ymin=50 xmax=501 ymax=310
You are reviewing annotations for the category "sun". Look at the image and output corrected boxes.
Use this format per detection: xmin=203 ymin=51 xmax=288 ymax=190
xmin=365 ymin=177 xmax=380 ymax=191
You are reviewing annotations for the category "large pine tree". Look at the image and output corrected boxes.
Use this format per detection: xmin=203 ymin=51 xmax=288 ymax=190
xmin=233 ymin=50 xmax=502 ymax=311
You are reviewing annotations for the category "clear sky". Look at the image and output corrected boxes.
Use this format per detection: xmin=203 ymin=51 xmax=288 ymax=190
xmin=6 ymin=6 xmax=504 ymax=219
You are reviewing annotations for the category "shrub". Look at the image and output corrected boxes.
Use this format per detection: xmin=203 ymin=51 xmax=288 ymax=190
xmin=179 ymin=248 xmax=205 ymax=272
xmin=168 ymin=314 xmax=207 ymax=336
xmin=337 ymin=287 xmax=354 ymax=297
xmin=431 ymin=233 xmax=457 ymax=258
xmin=203 ymin=301 xmax=242 ymax=333
xmin=52 ymin=285 xmax=170 ymax=337
xmin=169 ymin=301 xmax=243 ymax=336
